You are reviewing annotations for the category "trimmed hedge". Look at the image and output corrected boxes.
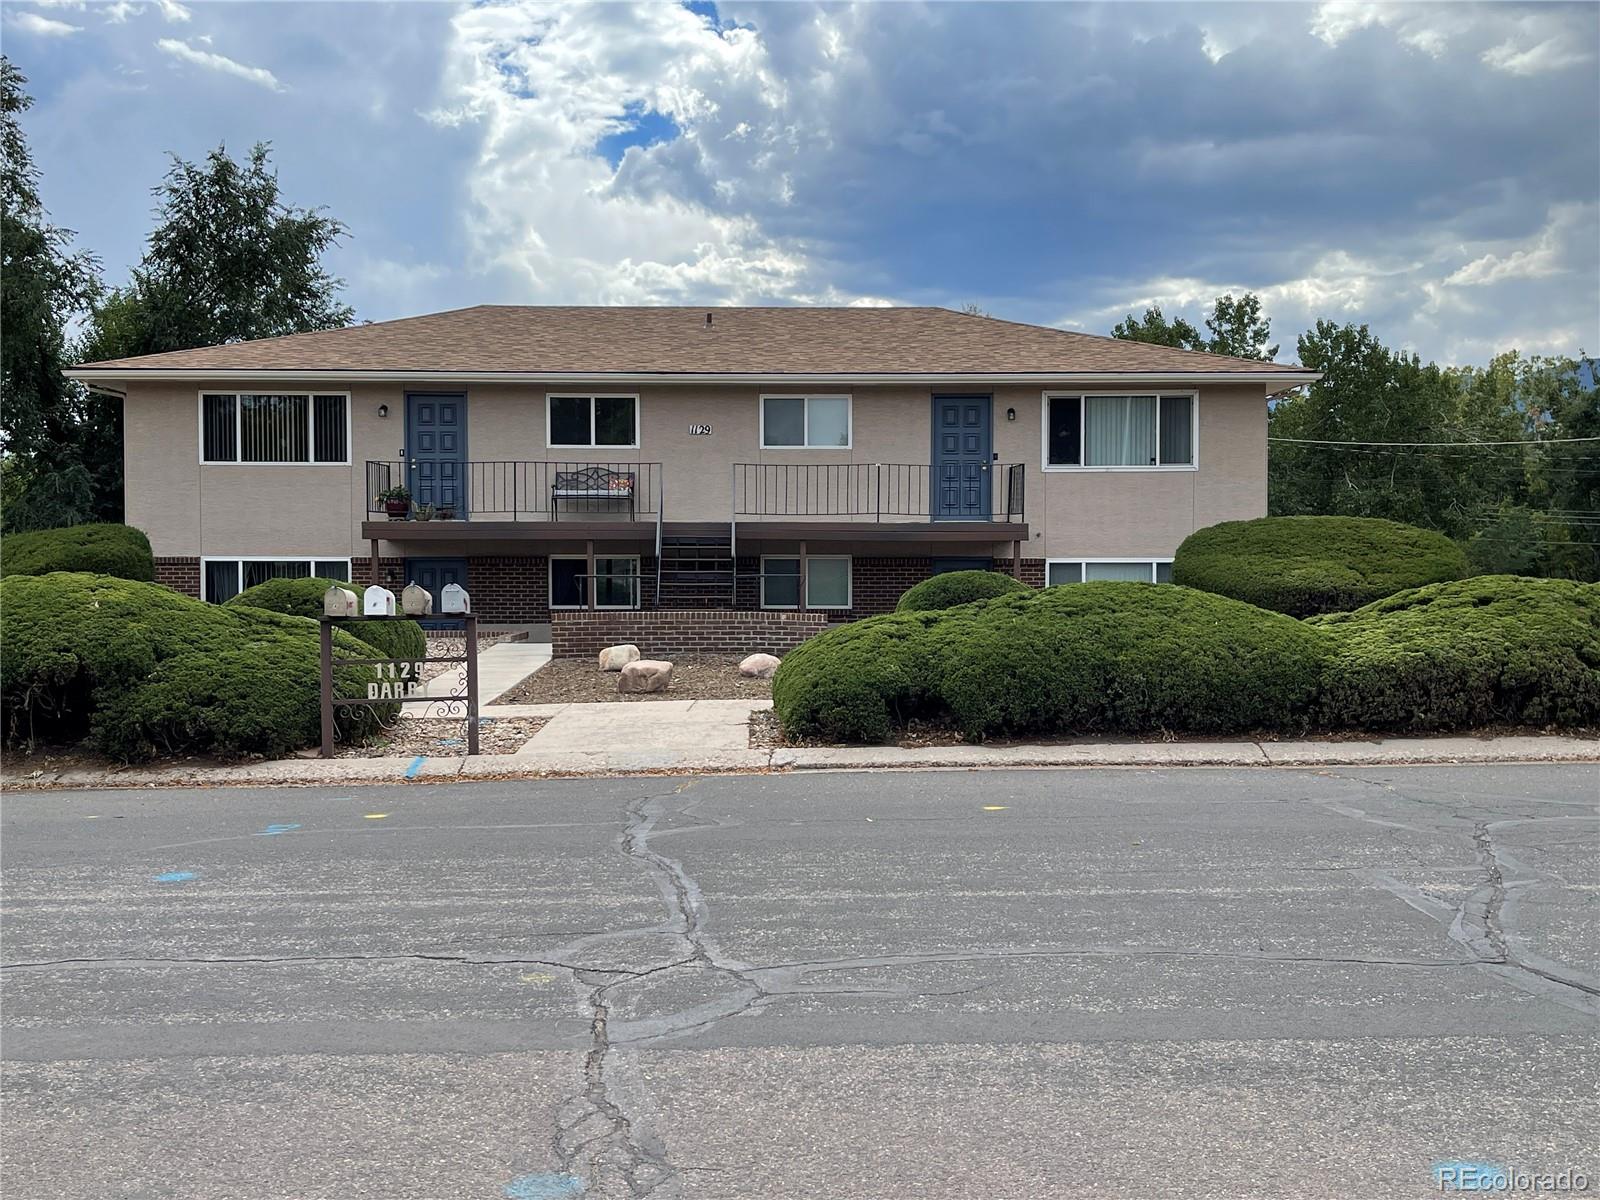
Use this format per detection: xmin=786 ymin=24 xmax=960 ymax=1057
xmin=0 ymin=523 xmax=155 ymax=582
xmin=1171 ymin=516 xmax=1470 ymax=617
xmin=0 ymin=572 xmax=390 ymax=761
xmin=895 ymin=569 xmax=1029 ymax=613
xmin=776 ymin=582 xmax=1329 ymax=742
xmin=1310 ymin=576 xmax=1600 ymax=730
xmin=226 ymin=576 xmax=425 ymax=665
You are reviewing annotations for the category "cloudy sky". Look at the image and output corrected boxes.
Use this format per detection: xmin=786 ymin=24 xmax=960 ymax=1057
xmin=6 ymin=0 xmax=1597 ymax=365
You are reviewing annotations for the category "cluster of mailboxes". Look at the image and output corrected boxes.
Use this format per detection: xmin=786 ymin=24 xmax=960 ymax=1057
xmin=322 ymin=582 xmax=470 ymax=618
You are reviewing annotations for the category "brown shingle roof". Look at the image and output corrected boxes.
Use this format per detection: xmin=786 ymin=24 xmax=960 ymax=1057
xmin=71 ymin=305 xmax=1307 ymax=377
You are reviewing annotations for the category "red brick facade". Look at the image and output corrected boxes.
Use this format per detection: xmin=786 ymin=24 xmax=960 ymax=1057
xmin=154 ymin=556 xmax=200 ymax=597
xmin=467 ymin=555 xmax=550 ymax=623
xmin=352 ymin=556 xmax=407 ymax=587
xmin=551 ymin=609 xmax=831 ymax=659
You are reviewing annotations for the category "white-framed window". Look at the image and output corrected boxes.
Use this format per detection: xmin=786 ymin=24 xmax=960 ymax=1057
xmin=549 ymin=555 xmax=640 ymax=609
xmin=759 ymin=394 xmax=852 ymax=449
xmin=200 ymin=392 xmax=349 ymax=464
xmin=1042 ymin=392 xmax=1196 ymax=470
xmin=547 ymin=395 xmax=639 ymax=449
xmin=1045 ymin=558 xmax=1174 ymax=586
xmin=760 ymin=555 xmax=852 ymax=609
xmin=201 ymin=556 xmax=352 ymax=603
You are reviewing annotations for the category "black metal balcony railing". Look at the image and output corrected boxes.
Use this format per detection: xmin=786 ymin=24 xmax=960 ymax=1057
xmin=732 ymin=463 xmax=1025 ymax=522
xmin=366 ymin=460 xmax=663 ymax=521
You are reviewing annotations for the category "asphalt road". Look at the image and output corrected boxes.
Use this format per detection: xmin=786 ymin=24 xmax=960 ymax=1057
xmin=2 ymin=765 xmax=1597 ymax=1200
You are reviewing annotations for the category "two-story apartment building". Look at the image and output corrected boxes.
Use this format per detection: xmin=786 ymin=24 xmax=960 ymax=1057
xmin=68 ymin=305 xmax=1315 ymax=628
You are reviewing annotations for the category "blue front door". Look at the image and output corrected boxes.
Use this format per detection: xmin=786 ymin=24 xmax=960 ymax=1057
xmin=406 ymin=393 xmax=467 ymax=513
xmin=931 ymin=395 xmax=992 ymax=520
xmin=405 ymin=557 xmax=468 ymax=628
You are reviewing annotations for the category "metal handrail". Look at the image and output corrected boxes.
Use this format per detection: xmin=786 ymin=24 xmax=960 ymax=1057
xmin=366 ymin=460 xmax=663 ymax=520
xmin=731 ymin=462 xmax=1025 ymax=521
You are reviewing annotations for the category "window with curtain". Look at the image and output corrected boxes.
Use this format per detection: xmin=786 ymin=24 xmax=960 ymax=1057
xmin=1046 ymin=559 xmax=1173 ymax=585
xmin=201 ymin=394 xmax=347 ymax=463
xmin=759 ymin=556 xmax=851 ymax=608
xmin=1044 ymin=395 xmax=1194 ymax=467
xmin=761 ymin=396 xmax=851 ymax=448
xmin=201 ymin=558 xmax=350 ymax=602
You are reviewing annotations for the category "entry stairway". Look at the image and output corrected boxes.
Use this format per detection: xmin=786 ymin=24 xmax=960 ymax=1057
xmin=655 ymin=525 xmax=736 ymax=605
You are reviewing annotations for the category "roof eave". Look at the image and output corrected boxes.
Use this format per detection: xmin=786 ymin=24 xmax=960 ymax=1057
xmin=65 ymin=367 xmax=1322 ymax=387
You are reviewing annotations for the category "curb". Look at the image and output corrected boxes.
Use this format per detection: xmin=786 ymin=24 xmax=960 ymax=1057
xmin=4 ymin=735 xmax=1596 ymax=791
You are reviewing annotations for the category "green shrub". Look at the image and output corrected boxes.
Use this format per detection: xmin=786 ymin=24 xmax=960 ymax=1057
xmin=776 ymin=583 xmax=1330 ymax=742
xmin=225 ymin=576 xmax=425 ymax=664
xmin=895 ymin=569 xmax=1030 ymax=613
xmin=0 ymin=524 xmax=155 ymax=582
xmin=0 ymin=572 xmax=389 ymax=760
xmin=1172 ymin=516 xmax=1470 ymax=616
xmin=1310 ymin=576 xmax=1600 ymax=730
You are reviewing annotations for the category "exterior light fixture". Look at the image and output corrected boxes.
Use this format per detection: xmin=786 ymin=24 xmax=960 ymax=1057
xmin=378 ymin=404 xmax=389 ymax=418
xmin=1006 ymin=407 xmax=1016 ymax=421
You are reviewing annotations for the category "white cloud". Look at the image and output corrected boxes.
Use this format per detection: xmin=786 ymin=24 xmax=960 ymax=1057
xmin=428 ymin=0 xmax=874 ymax=305
xmin=1310 ymin=2 xmax=1593 ymax=73
xmin=156 ymin=37 xmax=283 ymax=91
xmin=153 ymin=0 xmax=191 ymax=21
xmin=9 ymin=11 xmax=82 ymax=36
xmin=1442 ymin=204 xmax=1588 ymax=288
xmin=1481 ymin=36 xmax=1592 ymax=76
xmin=102 ymin=0 xmax=140 ymax=22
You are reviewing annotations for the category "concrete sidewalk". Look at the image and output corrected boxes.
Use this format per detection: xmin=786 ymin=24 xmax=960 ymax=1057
xmin=400 ymin=641 xmax=551 ymax=715
xmin=5 ymin=693 xmax=1595 ymax=790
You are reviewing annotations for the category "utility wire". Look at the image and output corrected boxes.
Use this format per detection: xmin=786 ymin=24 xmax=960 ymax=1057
xmin=1268 ymin=435 xmax=1600 ymax=447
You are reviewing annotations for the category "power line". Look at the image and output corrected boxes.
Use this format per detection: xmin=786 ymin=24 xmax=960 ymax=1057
xmin=1268 ymin=436 xmax=1600 ymax=447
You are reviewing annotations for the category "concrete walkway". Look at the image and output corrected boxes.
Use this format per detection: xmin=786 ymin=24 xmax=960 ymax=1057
xmin=400 ymin=641 xmax=551 ymax=716
xmin=6 ymin=704 xmax=1595 ymax=789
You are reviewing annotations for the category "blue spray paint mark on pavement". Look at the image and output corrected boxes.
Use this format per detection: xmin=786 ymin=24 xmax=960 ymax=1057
xmin=404 ymin=755 xmax=426 ymax=779
xmin=154 ymin=871 xmax=197 ymax=883
xmin=258 ymin=823 xmax=302 ymax=836
xmin=504 ymin=1175 xmax=586 ymax=1200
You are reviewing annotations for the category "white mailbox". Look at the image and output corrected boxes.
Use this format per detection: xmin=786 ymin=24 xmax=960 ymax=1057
xmin=441 ymin=583 xmax=471 ymax=614
xmin=362 ymin=585 xmax=396 ymax=616
xmin=322 ymin=585 xmax=359 ymax=618
xmin=401 ymin=581 xmax=434 ymax=616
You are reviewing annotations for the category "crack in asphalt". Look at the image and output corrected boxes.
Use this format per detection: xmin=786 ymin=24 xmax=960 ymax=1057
xmin=0 ymin=953 xmax=655 ymax=974
xmin=1310 ymin=777 xmax=1600 ymax=1015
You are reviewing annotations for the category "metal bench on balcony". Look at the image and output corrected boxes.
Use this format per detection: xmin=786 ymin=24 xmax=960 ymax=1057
xmin=551 ymin=467 xmax=637 ymax=521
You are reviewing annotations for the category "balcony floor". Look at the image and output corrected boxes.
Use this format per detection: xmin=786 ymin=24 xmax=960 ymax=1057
xmin=362 ymin=519 xmax=1028 ymax=545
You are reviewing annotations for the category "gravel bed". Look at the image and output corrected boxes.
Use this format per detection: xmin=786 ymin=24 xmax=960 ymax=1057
xmin=499 ymin=655 xmax=773 ymax=704
xmin=335 ymin=716 xmax=546 ymax=758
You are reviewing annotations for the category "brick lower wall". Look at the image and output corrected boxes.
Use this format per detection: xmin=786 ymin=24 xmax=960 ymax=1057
xmin=551 ymin=609 xmax=832 ymax=659
xmin=467 ymin=555 xmax=550 ymax=623
xmin=353 ymin=556 xmax=407 ymax=588
xmin=154 ymin=556 xmax=200 ymax=598
xmin=1018 ymin=558 xmax=1046 ymax=588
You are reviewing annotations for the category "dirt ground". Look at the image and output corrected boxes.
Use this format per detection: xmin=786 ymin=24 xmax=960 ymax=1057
xmin=333 ymin=716 xmax=547 ymax=757
xmin=499 ymin=655 xmax=774 ymax=704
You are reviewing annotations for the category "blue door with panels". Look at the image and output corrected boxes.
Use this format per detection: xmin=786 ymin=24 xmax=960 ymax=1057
xmin=931 ymin=395 xmax=992 ymax=520
xmin=406 ymin=393 xmax=467 ymax=513
xmin=404 ymin=557 xmax=468 ymax=628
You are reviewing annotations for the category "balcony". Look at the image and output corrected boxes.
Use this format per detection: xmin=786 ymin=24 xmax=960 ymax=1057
xmin=732 ymin=462 xmax=1025 ymax=525
xmin=366 ymin=460 xmax=663 ymax=523
xmin=361 ymin=460 xmax=1027 ymax=549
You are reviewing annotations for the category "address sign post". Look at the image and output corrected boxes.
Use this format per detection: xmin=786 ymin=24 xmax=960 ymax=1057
xmin=319 ymin=600 xmax=481 ymax=758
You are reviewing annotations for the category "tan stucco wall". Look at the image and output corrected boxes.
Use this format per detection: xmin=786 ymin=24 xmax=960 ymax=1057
xmin=122 ymin=379 xmax=1268 ymax=563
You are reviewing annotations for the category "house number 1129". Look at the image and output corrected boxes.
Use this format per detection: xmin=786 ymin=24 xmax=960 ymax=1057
xmin=688 ymin=423 xmax=712 ymax=435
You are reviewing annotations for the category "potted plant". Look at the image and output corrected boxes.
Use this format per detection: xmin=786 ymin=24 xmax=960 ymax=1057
xmin=376 ymin=485 xmax=411 ymax=520
xmin=415 ymin=503 xmax=435 ymax=522
xmin=437 ymin=504 xmax=456 ymax=520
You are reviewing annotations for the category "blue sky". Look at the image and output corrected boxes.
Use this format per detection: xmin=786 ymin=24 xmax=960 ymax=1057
xmin=5 ymin=0 xmax=1597 ymax=365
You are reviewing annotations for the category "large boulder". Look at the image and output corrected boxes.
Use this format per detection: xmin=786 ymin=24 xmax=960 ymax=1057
xmin=739 ymin=653 xmax=781 ymax=678
xmin=598 ymin=643 xmax=642 ymax=672
xmin=618 ymin=659 xmax=673 ymax=694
